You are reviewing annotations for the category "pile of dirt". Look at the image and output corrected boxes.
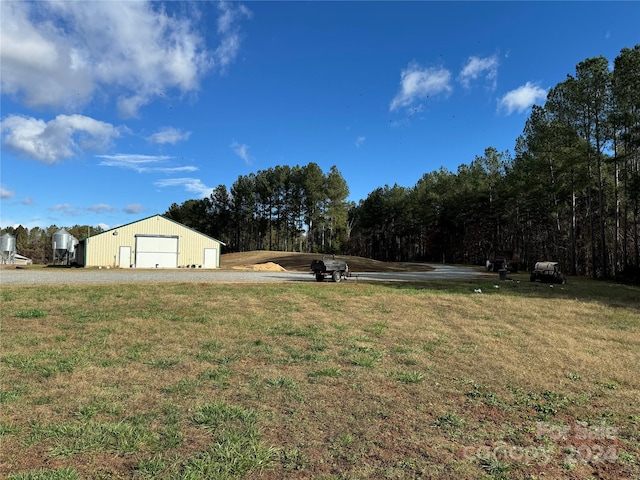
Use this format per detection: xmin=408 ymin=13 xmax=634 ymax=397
xmin=231 ymin=262 xmax=287 ymax=272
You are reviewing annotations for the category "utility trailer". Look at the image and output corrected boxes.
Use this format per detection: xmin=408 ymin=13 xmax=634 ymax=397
xmin=530 ymin=261 xmax=566 ymax=284
xmin=310 ymin=257 xmax=349 ymax=282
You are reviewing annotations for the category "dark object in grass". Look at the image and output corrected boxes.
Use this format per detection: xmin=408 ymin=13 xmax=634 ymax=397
xmin=530 ymin=261 xmax=566 ymax=284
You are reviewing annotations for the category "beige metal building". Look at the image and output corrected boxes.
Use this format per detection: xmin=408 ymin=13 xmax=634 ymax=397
xmin=76 ymin=215 xmax=225 ymax=268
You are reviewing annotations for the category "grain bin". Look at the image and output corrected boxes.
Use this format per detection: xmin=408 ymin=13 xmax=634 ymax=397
xmin=1 ymin=233 xmax=16 ymax=264
xmin=52 ymin=229 xmax=73 ymax=265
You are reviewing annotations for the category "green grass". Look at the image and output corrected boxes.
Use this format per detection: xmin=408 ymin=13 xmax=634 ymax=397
xmin=15 ymin=308 xmax=48 ymax=319
xmin=1 ymin=277 xmax=639 ymax=479
xmin=388 ymin=370 xmax=425 ymax=384
xmin=7 ymin=468 xmax=80 ymax=480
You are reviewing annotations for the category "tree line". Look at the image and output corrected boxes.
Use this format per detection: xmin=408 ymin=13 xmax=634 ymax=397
xmin=165 ymin=163 xmax=352 ymax=253
xmin=167 ymin=46 xmax=638 ymax=279
xmin=1 ymin=225 xmax=103 ymax=265
xmin=349 ymin=46 xmax=640 ymax=280
xmin=3 ymin=46 xmax=638 ymax=280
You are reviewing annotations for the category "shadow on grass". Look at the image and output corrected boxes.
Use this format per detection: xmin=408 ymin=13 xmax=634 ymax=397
xmin=371 ymin=272 xmax=640 ymax=311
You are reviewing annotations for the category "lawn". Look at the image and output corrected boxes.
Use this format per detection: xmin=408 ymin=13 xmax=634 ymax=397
xmin=1 ymin=273 xmax=639 ymax=479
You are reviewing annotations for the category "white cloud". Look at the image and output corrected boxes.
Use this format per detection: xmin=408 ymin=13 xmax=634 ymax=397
xmin=231 ymin=141 xmax=252 ymax=164
xmin=459 ymin=55 xmax=499 ymax=89
xmin=124 ymin=204 xmax=144 ymax=214
xmin=0 ymin=1 xmax=252 ymax=116
xmin=1 ymin=114 xmax=121 ymax=164
xmin=498 ymin=82 xmax=548 ymax=115
xmin=0 ymin=185 xmax=15 ymax=199
xmin=390 ymin=62 xmax=452 ymax=112
xmin=355 ymin=136 xmax=366 ymax=148
xmin=158 ymin=166 xmax=199 ymax=174
xmin=147 ymin=127 xmax=192 ymax=145
xmin=215 ymin=2 xmax=253 ymax=72
xmin=154 ymin=178 xmax=213 ymax=198
xmin=47 ymin=202 xmax=126 ymax=218
xmin=118 ymin=95 xmax=151 ymax=120
xmin=0 ymin=2 xmax=94 ymax=110
xmin=97 ymin=153 xmax=197 ymax=174
xmin=87 ymin=204 xmax=118 ymax=214
xmin=50 ymin=204 xmax=77 ymax=215
xmin=97 ymin=154 xmax=171 ymax=172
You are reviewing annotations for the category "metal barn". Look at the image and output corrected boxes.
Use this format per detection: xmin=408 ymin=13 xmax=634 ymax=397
xmin=76 ymin=215 xmax=225 ymax=268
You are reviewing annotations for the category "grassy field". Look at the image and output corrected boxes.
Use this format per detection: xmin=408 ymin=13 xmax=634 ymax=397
xmin=1 ymin=265 xmax=639 ymax=479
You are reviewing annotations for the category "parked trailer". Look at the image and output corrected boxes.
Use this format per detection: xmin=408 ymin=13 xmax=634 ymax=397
xmin=310 ymin=258 xmax=349 ymax=282
xmin=530 ymin=261 xmax=566 ymax=284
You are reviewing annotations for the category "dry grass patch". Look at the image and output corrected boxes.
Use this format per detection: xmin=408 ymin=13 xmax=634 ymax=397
xmin=1 ymin=279 xmax=639 ymax=479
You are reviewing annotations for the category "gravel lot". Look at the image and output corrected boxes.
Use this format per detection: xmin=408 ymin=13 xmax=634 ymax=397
xmin=0 ymin=268 xmax=310 ymax=285
xmin=0 ymin=264 xmax=481 ymax=286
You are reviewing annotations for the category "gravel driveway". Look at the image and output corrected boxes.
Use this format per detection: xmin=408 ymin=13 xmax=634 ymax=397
xmin=0 ymin=264 xmax=480 ymax=286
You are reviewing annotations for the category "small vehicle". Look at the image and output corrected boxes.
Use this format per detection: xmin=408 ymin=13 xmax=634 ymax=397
xmin=310 ymin=257 xmax=349 ymax=282
xmin=530 ymin=262 xmax=566 ymax=284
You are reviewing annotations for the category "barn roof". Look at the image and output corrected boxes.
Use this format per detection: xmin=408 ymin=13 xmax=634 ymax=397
xmin=80 ymin=214 xmax=226 ymax=246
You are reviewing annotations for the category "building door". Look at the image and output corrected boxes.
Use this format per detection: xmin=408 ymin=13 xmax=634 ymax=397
xmin=203 ymin=248 xmax=218 ymax=268
xmin=119 ymin=246 xmax=131 ymax=268
xmin=135 ymin=235 xmax=179 ymax=268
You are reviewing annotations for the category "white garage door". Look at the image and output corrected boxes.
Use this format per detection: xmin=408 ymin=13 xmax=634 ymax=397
xmin=135 ymin=235 xmax=178 ymax=268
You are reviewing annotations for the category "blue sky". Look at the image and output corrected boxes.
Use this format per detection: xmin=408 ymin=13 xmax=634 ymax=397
xmin=1 ymin=1 xmax=639 ymax=230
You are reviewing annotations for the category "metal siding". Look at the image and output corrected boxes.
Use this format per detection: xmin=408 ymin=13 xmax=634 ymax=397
xmin=84 ymin=216 xmax=222 ymax=268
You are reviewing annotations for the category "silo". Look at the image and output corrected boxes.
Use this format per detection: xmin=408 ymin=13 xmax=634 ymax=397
xmin=0 ymin=233 xmax=16 ymax=264
xmin=52 ymin=229 xmax=73 ymax=265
